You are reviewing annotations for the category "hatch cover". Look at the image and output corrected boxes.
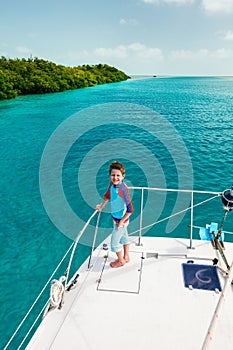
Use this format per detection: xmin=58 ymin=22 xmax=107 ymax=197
xmin=97 ymin=251 xmax=143 ymax=294
xmin=182 ymin=263 xmax=222 ymax=291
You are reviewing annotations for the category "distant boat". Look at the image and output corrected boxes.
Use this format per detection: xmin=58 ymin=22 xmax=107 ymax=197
xmin=5 ymin=185 xmax=233 ymax=350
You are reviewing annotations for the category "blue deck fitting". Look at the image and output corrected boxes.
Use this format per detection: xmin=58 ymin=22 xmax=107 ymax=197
xmin=199 ymin=222 xmax=224 ymax=242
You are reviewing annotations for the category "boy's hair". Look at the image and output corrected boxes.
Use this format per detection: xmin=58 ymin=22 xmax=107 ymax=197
xmin=109 ymin=161 xmax=125 ymax=175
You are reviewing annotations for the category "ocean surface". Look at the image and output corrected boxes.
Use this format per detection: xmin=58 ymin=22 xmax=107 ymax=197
xmin=1 ymin=76 xmax=233 ymax=349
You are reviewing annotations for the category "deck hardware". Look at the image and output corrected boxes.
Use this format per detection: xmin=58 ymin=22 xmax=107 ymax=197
xmin=67 ymin=273 xmax=79 ymax=291
xmin=146 ymin=252 xmax=158 ymax=259
xmin=222 ymin=185 xmax=233 ymax=211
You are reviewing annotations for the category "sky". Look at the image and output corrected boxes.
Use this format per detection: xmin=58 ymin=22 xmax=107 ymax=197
xmin=1 ymin=0 xmax=233 ymax=76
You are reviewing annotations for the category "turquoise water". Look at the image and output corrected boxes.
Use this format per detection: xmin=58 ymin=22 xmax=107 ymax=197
xmin=1 ymin=76 xmax=233 ymax=349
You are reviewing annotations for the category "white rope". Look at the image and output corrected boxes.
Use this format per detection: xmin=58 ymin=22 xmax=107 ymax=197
xmin=129 ymin=194 xmax=219 ymax=236
xmin=50 ymin=276 xmax=66 ymax=308
xmin=201 ymin=261 xmax=233 ymax=349
xmin=3 ymin=242 xmax=74 ymax=350
xmin=65 ymin=210 xmax=98 ymax=287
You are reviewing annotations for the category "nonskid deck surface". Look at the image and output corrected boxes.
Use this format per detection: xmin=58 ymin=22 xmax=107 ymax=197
xmin=27 ymin=237 xmax=233 ymax=350
xmin=96 ymin=250 xmax=143 ymax=294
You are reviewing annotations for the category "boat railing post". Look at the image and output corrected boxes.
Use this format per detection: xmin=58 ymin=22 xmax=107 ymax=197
xmin=65 ymin=210 xmax=98 ymax=288
xmin=189 ymin=190 xmax=194 ymax=249
xmin=137 ymin=188 xmax=144 ymax=246
xmin=88 ymin=211 xmax=101 ymax=269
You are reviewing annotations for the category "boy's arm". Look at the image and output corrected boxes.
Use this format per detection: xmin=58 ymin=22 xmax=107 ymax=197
xmin=121 ymin=184 xmax=134 ymax=214
xmin=96 ymin=198 xmax=109 ymax=212
xmin=96 ymin=183 xmax=111 ymax=212
xmin=117 ymin=184 xmax=134 ymax=227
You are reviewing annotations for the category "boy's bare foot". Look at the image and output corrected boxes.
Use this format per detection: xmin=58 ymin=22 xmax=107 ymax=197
xmin=110 ymin=259 xmax=125 ymax=268
xmin=123 ymin=256 xmax=130 ymax=263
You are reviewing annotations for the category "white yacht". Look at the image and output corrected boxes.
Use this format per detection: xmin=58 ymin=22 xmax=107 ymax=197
xmin=5 ymin=186 xmax=233 ymax=350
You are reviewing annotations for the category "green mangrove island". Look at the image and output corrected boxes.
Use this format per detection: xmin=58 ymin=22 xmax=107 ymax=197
xmin=0 ymin=56 xmax=130 ymax=100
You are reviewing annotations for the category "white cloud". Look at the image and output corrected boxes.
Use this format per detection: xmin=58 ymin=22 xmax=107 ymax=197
xmin=171 ymin=47 xmax=233 ymax=60
xmin=142 ymin=0 xmax=233 ymax=13
xmin=94 ymin=46 xmax=128 ymax=59
xmin=64 ymin=45 xmax=233 ymax=75
xmin=215 ymin=48 xmax=233 ymax=58
xmin=119 ymin=18 xmax=139 ymax=26
xmin=201 ymin=0 xmax=233 ymax=14
xmin=128 ymin=43 xmax=163 ymax=59
xmin=223 ymin=30 xmax=233 ymax=40
xmin=64 ymin=43 xmax=163 ymax=74
xmin=16 ymin=46 xmax=32 ymax=54
xmin=119 ymin=18 xmax=127 ymax=25
xmin=94 ymin=43 xmax=163 ymax=61
xmin=142 ymin=0 xmax=159 ymax=3
xmin=171 ymin=49 xmax=209 ymax=59
xmin=142 ymin=0 xmax=194 ymax=4
xmin=166 ymin=47 xmax=233 ymax=75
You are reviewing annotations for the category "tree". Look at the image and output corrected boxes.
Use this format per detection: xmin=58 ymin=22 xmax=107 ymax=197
xmin=0 ymin=57 xmax=130 ymax=100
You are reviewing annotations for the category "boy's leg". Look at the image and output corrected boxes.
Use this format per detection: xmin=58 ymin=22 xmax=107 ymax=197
xmin=110 ymin=226 xmax=130 ymax=268
xmin=110 ymin=250 xmax=125 ymax=268
xmin=123 ymin=244 xmax=130 ymax=263
xmin=120 ymin=226 xmax=130 ymax=263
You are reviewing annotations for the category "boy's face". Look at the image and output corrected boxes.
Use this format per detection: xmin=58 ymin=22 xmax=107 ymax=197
xmin=110 ymin=169 xmax=124 ymax=186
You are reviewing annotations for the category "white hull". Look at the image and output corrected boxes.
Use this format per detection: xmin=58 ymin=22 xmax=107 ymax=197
xmin=26 ymin=235 xmax=233 ymax=350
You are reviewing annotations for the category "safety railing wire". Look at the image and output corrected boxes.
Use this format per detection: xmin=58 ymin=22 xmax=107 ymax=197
xmin=3 ymin=241 xmax=75 ymax=350
xmin=129 ymin=192 xmax=220 ymax=237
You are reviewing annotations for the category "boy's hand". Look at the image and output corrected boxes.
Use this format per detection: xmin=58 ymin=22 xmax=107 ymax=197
xmin=116 ymin=220 xmax=124 ymax=229
xmin=96 ymin=204 xmax=103 ymax=212
xmin=96 ymin=199 xmax=108 ymax=212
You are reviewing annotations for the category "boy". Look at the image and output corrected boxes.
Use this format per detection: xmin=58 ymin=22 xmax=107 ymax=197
xmin=96 ymin=161 xmax=134 ymax=268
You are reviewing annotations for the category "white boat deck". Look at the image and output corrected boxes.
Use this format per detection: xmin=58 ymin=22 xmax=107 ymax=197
xmin=26 ymin=236 xmax=233 ymax=350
